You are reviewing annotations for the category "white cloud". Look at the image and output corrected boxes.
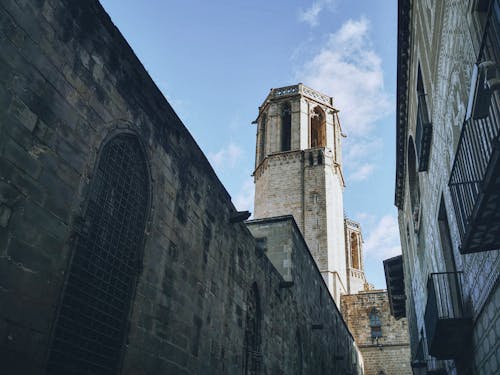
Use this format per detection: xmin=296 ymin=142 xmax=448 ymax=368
xmin=296 ymin=17 xmax=391 ymax=136
xmin=295 ymin=17 xmax=392 ymax=184
xmin=299 ymin=0 xmax=338 ymax=27
xmin=363 ymin=214 xmax=402 ymax=261
xmin=349 ymin=163 xmax=375 ymax=181
xmin=233 ymin=178 xmax=255 ymax=215
xmin=208 ymin=142 xmax=243 ymax=171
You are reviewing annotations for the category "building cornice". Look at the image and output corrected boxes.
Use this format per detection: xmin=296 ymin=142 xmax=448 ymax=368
xmin=395 ymin=0 xmax=412 ymax=209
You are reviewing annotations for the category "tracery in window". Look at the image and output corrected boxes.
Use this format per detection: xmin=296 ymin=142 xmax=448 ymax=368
xmin=47 ymin=134 xmax=149 ymax=375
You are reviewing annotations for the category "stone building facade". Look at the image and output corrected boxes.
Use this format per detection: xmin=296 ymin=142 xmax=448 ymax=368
xmin=0 ymin=1 xmax=365 ymax=374
xmin=252 ymin=84 xmax=347 ymax=304
xmin=341 ymin=290 xmax=412 ymax=375
xmin=391 ymin=0 xmax=499 ymax=374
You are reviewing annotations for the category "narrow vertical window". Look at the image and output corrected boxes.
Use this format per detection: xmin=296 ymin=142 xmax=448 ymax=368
xmin=351 ymin=232 xmax=360 ymax=269
xmin=47 ymin=135 xmax=149 ymax=375
xmin=408 ymin=136 xmax=421 ymax=230
xmin=311 ymin=106 xmax=326 ymax=147
xmin=258 ymin=114 xmax=267 ymax=163
xmin=281 ymin=102 xmax=291 ymax=151
xmin=244 ymin=283 xmax=262 ymax=375
xmin=369 ymin=308 xmax=382 ymax=340
xmin=415 ymin=66 xmax=433 ymax=171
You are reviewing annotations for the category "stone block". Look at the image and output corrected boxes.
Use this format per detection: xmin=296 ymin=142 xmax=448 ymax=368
xmin=3 ymin=137 xmax=41 ymax=178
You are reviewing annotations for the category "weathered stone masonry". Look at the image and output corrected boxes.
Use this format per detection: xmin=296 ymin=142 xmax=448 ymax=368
xmin=0 ymin=1 xmax=362 ymax=374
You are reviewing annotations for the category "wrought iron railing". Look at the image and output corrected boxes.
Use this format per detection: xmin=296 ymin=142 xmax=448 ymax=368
xmin=425 ymin=272 xmax=465 ymax=321
xmin=449 ymin=1 xmax=500 ymax=252
xmin=424 ymin=271 xmax=467 ymax=359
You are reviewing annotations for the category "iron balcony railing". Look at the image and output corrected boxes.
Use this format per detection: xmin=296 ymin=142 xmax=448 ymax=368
xmin=424 ymin=272 xmax=471 ymax=359
xmin=449 ymin=0 xmax=500 ymax=253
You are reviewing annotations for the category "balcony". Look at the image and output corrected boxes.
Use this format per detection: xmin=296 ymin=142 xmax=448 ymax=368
xmin=449 ymin=2 xmax=500 ymax=253
xmin=383 ymin=255 xmax=406 ymax=319
xmin=424 ymin=272 xmax=472 ymax=360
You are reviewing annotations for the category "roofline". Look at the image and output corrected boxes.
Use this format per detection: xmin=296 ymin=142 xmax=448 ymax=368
xmin=395 ymin=0 xmax=412 ymax=209
xmin=253 ymin=83 xmax=338 ymax=123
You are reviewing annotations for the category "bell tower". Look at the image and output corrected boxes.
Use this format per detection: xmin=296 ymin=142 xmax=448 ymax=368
xmin=252 ymin=84 xmax=347 ymax=304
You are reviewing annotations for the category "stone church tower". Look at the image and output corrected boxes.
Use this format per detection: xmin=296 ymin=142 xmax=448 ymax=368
xmin=252 ymin=83 xmax=348 ymax=304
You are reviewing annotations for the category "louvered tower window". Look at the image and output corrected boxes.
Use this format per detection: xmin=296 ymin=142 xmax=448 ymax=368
xmin=281 ymin=102 xmax=292 ymax=151
xmin=47 ymin=135 xmax=149 ymax=375
xmin=244 ymin=283 xmax=262 ymax=375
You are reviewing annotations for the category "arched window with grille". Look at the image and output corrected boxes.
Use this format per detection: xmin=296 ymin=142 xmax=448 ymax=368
xmin=47 ymin=134 xmax=150 ymax=375
xmin=244 ymin=283 xmax=262 ymax=375
xmin=281 ymin=102 xmax=292 ymax=151
xmin=369 ymin=308 xmax=382 ymax=340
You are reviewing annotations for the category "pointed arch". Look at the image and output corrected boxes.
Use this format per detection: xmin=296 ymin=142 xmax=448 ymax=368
xmin=47 ymin=134 xmax=150 ymax=374
xmin=281 ymin=102 xmax=292 ymax=151
xmin=350 ymin=232 xmax=360 ymax=269
xmin=311 ymin=106 xmax=326 ymax=147
xmin=258 ymin=113 xmax=267 ymax=163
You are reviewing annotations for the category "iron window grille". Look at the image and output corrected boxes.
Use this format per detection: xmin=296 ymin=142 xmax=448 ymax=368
xmin=46 ymin=135 xmax=149 ymax=375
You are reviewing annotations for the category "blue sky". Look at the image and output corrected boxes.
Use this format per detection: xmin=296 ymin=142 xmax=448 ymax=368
xmin=100 ymin=0 xmax=399 ymax=289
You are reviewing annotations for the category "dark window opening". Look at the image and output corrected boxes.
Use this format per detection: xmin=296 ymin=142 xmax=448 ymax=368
xmin=281 ymin=103 xmax=291 ymax=151
xmin=47 ymin=135 xmax=149 ymax=375
xmin=258 ymin=114 xmax=267 ymax=163
xmin=369 ymin=308 xmax=382 ymax=339
xmin=416 ymin=66 xmax=433 ymax=171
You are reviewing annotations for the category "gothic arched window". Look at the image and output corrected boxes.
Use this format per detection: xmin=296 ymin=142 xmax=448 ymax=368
xmin=47 ymin=134 xmax=149 ymax=375
xmin=311 ymin=106 xmax=326 ymax=147
xmin=244 ymin=283 xmax=262 ymax=375
xmin=351 ymin=232 xmax=360 ymax=269
xmin=281 ymin=102 xmax=292 ymax=151
xmin=369 ymin=308 xmax=382 ymax=339
xmin=259 ymin=113 xmax=267 ymax=163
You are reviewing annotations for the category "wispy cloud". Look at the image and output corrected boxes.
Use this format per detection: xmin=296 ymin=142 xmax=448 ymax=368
xmin=299 ymin=0 xmax=338 ymax=27
xmin=296 ymin=17 xmax=391 ymax=135
xmin=208 ymin=142 xmax=243 ymax=171
xmin=363 ymin=214 xmax=402 ymax=261
xmin=233 ymin=178 xmax=255 ymax=215
xmin=295 ymin=17 xmax=392 ymax=183
xmin=350 ymin=163 xmax=375 ymax=181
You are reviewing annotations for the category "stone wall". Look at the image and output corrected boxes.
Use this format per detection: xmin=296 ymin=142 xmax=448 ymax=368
xmin=0 ymin=0 xmax=362 ymax=374
xmin=341 ymin=290 xmax=412 ymax=375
